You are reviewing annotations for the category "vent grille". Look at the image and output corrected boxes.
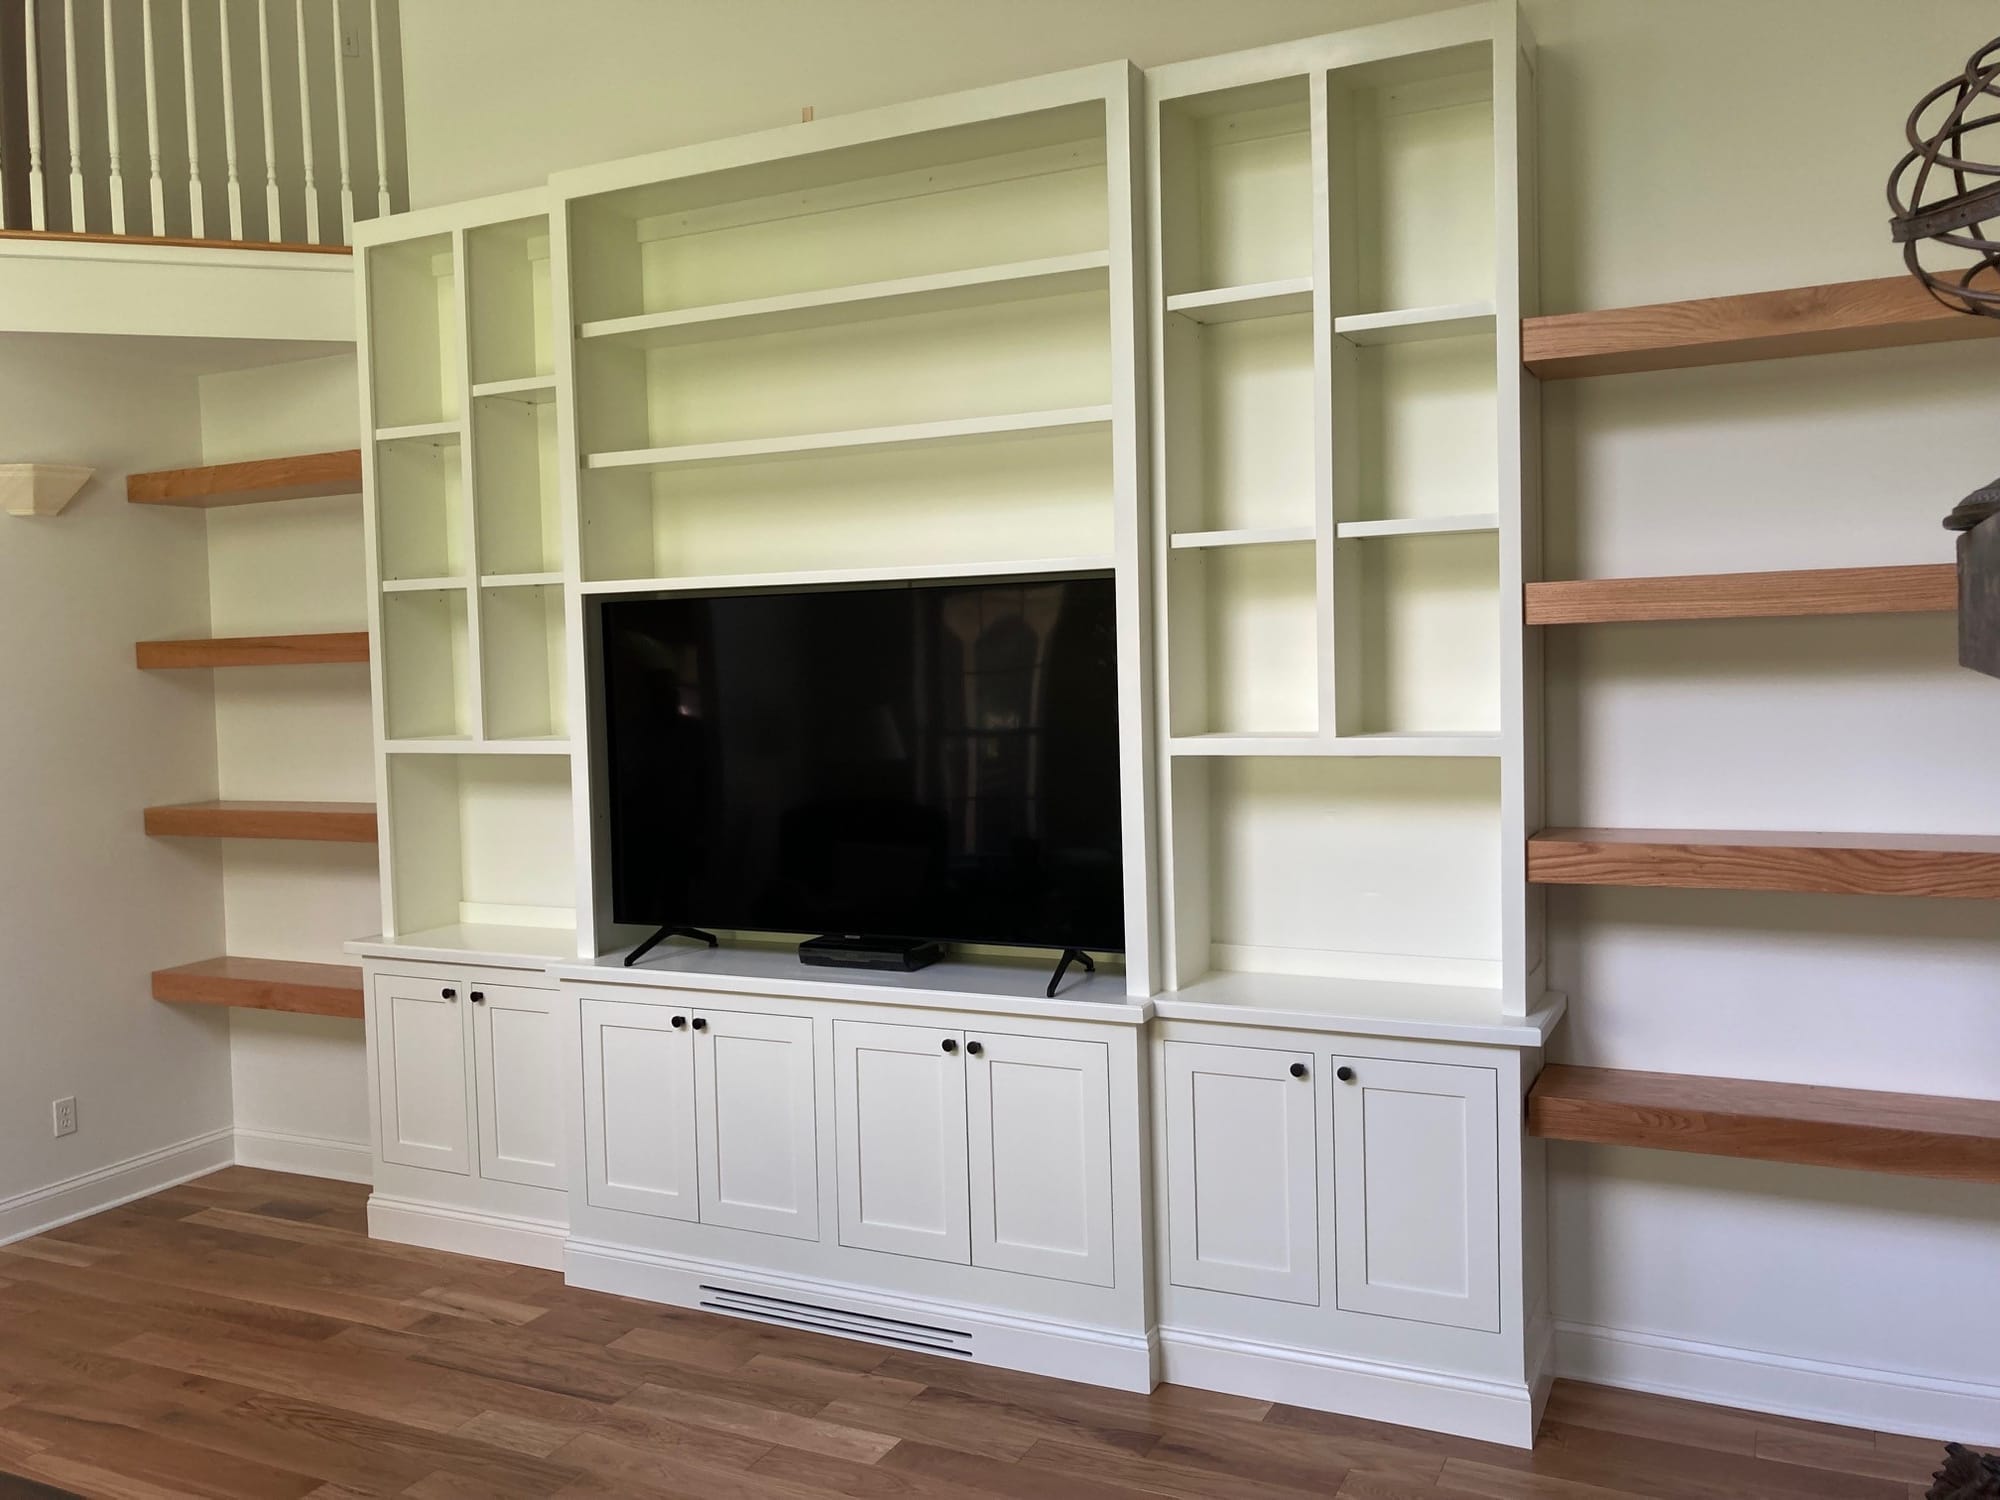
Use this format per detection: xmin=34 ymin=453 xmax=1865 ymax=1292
xmin=698 ymin=1283 xmax=973 ymax=1357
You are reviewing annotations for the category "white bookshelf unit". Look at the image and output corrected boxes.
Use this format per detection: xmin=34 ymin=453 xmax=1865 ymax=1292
xmin=344 ymin=8 xmax=1556 ymax=1446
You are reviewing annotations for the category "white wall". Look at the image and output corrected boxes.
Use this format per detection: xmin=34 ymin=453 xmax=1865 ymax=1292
xmin=393 ymin=0 xmax=2000 ymax=1435
xmin=0 ymin=336 xmax=233 ymax=1236
xmin=199 ymin=353 xmax=375 ymax=1182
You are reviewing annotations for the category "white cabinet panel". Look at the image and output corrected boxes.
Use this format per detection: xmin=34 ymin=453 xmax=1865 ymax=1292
xmin=581 ymin=996 xmax=697 ymax=1222
xmin=694 ymin=1007 xmax=819 ymax=1241
xmin=966 ymin=1030 xmax=1114 ymax=1286
xmin=471 ymin=983 xmax=564 ymax=1190
xmin=1333 ymin=1055 xmax=1500 ymax=1332
xmin=374 ymin=973 xmax=471 ymax=1175
xmin=834 ymin=1019 xmax=969 ymax=1264
xmin=1162 ymin=1039 xmax=1318 ymax=1304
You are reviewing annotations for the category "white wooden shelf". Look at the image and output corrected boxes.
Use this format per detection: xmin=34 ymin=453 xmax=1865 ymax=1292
xmin=1337 ymin=512 xmax=1499 ymax=539
xmin=1157 ymin=971 xmax=1564 ymax=1047
xmin=375 ymin=420 xmax=463 ymax=446
xmin=347 ymin=923 xmax=580 ymax=967
xmin=1166 ymin=278 xmax=1314 ymax=324
xmin=578 ymin=252 xmax=1113 ymax=349
xmin=581 ymin=554 xmax=1115 ymax=598
xmin=384 ymin=737 xmax=573 ymax=756
xmin=1169 ymin=524 xmax=1315 ymax=550
xmin=480 ymin=571 xmax=564 ymax=588
xmin=584 ymin=405 xmax=1114 ymax=474
xmin=1334 ymin=301 xmax=1496 ymax=346
xmin=470 ymin=374 xmax=557 ymax=403
xmin=1168 ymin=732 xmax=1502 ymax=758
xmin=381 ymin=575 xmax=469 ymax=593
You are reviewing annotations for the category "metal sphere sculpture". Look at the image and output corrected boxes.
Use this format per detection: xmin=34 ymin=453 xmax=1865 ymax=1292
xmin=1889 ymin=35 xmax=2000 ymax=317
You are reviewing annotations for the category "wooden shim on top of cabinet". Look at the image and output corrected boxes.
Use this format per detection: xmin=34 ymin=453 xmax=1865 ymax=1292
xmin=127 ymin=449 xmax=363 ymax=507
xmin=1524 ymin=564 xmax=1956 ymax=624
xmin=1523 ymin=275 xmax=2000 ymax=379
xmin=1528 ymin=1065 xmax=2000 ymax=1184
xmin=1527 ymin=827 xmax=2000 ymax=899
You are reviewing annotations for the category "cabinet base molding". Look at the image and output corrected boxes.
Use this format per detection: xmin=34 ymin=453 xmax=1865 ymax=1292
xmin=1157 ymin=1325 xmax=1549 ymax=1449
xmin=1554 ymin=1320 xmax=2000 ymax=1448
xmin=368 ymin=1194 xmax=568 ymax=1271
xmin=565 ymin=1237 xmax=1158 ymax=1393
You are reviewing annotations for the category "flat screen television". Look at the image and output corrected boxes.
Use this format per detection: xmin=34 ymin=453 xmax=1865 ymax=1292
xmin=599 ymin=575 xmax=1125 ymax=955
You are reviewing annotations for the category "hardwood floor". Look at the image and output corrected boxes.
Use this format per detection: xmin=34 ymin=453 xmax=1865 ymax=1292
xmin=0 ymin=1168 xmax=1950 ymax=1499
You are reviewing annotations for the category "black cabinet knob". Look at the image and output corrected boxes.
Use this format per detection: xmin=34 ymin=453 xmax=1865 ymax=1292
xmin=693 ymin=1017 xmax=708 ymax=1032
xmin=1336 ymin=1066 xmax=1356 ymax=1083
xmin=941 ymin=1038 xmax=958 ymax=1054
xmin=966 ymin=1040 xmax=984 ymax=1057
xmin=671 ymin=1015 xmax=686 ymax=1030
xmin=1289 ymin=1062 xmax=1307 ymax=1079
xmin=442 ymin=988 xmax=456 ymax=1000
xmin=470 ymin=991 xmax=485 ymax=1005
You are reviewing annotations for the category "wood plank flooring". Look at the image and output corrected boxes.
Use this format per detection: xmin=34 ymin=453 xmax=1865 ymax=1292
xmin=0 ymin=1168 xmax=1953 ymax=1499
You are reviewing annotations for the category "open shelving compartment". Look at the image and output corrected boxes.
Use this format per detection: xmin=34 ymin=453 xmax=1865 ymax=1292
xmin=385 ymin=752 xmax=578 ymax=946
xmin=1149 ymin=11 xmax=1534 ymax=1014
xmin=565 ymin=100 xmax=1120 ymax=588
xmin=479 ymin=581 xmax=567 ymax=741
xmin=380 ymin=585 xmax=474 ymax=743
xmin=467 ymin=216 xmax=555 ymax=390
xmin=366 ymin=232 xmax=461 ymax=431
xmin=376 ymin=427 xmax=466 ymax=583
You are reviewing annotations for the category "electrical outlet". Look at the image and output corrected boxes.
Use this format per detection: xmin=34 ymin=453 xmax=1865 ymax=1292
xmin=52 ymin=1096 xmax=77 ymax=1138
xmin=342 ymin=24 xmax=361 ymax=58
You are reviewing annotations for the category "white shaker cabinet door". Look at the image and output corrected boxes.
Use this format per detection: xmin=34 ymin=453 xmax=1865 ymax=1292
xmin=833 ymin=1019 xmax=970 ymax=1265
xmin=580 ymin=996 xmax=698 ymax=1222
xmin=470 ymin=983 xmax=565 ymax=1191
xmin=692 ymin=1006 xmax=820 ymax=1241
xmin=373 ymin=973 xmax=471 ymax=1175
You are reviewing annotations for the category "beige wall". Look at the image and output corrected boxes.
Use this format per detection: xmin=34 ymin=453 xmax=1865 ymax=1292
xmin=390 ymin=0 xmax=2000 ymax=1433
xmin=199 ymin=353 xmax=375 ymax=1180
xmin=0 ymin=337 xmax=230 ymax=1227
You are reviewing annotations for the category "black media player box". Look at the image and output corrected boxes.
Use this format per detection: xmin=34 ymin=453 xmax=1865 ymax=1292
xmin=798 ymin=935 xmax=943 ymax=973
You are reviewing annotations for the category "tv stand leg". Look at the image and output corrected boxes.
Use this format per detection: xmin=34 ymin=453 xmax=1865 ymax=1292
xmin=1046 ymin=947 xmax=1096 ymax=998
xmin=624 ymin=925 xmax=720 ymax=968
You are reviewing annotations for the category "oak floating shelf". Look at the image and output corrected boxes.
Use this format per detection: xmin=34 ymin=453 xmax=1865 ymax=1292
xmin=1528 ymin=1065 xmax=2000 ymax=1184
xmin=127 ymin=449 xmax=363 ymax=508
xmin=151 ymin=956 xmax=363 ymax=1020
xmin=135 ymin=632 xmax=369 ymax=669
xmin=1524 ymin=564 xmax=1955 ymax=625
xmin=1523 ymin=274 xmax=2000 ymax=379
xmin=1528 ymin=827 xmax=2000 ymax=899
xmin=143 ymin=801 xmax=379 ymax=843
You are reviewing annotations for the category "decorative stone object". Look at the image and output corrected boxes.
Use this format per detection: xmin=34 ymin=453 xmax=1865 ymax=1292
xmin=1928 ymin=1443 xmax=2000 ymax=1500
xmin=0 ymin=463 xmax=94 ymax=517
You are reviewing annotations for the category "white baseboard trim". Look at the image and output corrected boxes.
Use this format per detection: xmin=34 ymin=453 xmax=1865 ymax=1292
xmin=232 ymin=1128 xmax=371 ymax=1184
xmin=368 ymin=1194 xmax=568 ymax=1272
xmin=1555 ymin=1320 xmax=2000 ymax=1446
xmin=0 ymin=1126 xmax=234 ymax=1248
xmin=1159 ymin=1326 xmax=1540 ymax=1448
xmin=567 ymin=1236 xmax=1157 ymax=1393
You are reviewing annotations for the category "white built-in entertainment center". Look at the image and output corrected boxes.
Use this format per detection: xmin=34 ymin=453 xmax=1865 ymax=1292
xmin=347 ymin=2 xmax=1560 ymax=1447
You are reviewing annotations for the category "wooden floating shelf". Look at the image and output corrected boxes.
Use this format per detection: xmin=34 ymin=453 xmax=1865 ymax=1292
xmin=151 ymin=956 xmax=363 ymax=1020
xmin=585 ymin=406 xmax=1113 ymax=473
xmin=135 ymin=632 xmax=369 ymax=669
xmin=582 ymin=252 xmax=1112 ymax=348
xmin=1525 ymin=564 xmax=1955 ymax=625
xmin=1528 ymin=827 xmax=2000 ymax=899
xmin=1523 ymin=274 xmax=2000 ymax=379
xmin=126 ymin=449 xmax=363 ymax=508
xmin=1528 ymin=1065 xmax=2000 ymax=1184
xmin=143 ymin=801 xmax=379 ymax=843
xmin=1165 ymin=278 xmax=1313 ymax=324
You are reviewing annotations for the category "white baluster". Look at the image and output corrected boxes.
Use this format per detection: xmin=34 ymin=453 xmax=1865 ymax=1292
xmin=142 ymin=0 xmax=164 ymax=233
xmin=24 ymin=0 xmax=44 ymax=228
xmin=62 ymin=0 xmax=83 ymax=228
xmin=294 ymin=0 xmax=316 ymax=242
xmin=368 ymin=0 xmax=389 ymax=214
xmin=330 ymin=0 xmax=352 ymax=240
xmin=219 ymin=0 xmax=241 ymax=237
xmin=180 ymin=0 xmax=203 ymax=236
xmin=102 ymin=0 xmax=125 ymax=234
xmin=256 ymin=0 xmax=279 ymax=240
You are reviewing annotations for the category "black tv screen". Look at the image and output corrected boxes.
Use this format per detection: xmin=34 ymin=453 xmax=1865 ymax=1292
xmin=600 ymin=575 xmax=1125 ymax=953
